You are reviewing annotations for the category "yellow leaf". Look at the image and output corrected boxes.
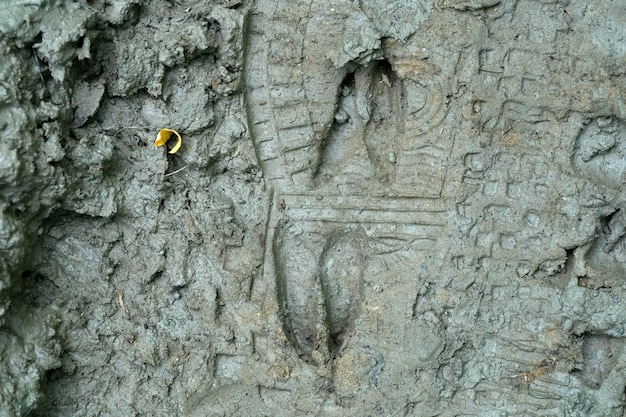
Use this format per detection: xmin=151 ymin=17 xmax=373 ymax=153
xmin=154 ymin=128 xmax=182 ymax=154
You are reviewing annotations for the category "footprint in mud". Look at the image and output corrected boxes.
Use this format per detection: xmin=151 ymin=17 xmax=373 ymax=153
xmin=244 ymin=1 xmax=452 ymax=364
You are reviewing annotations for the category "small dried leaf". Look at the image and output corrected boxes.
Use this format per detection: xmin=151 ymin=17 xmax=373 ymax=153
xmin=154 ymin=128 xmax=182 ymax=154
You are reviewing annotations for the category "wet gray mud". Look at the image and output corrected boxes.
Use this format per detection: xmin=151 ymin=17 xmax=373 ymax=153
xmin=1 ymin=0 xmax=626 ymax=416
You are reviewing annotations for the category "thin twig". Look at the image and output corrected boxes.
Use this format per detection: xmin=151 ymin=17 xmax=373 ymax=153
xmin=33 ymin=49 xmax=45 ymax=84
xmin=163 ymin=165 xmax=189 ymax=177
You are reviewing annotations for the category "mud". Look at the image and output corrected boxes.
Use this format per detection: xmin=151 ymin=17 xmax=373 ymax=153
xmin=1 ymin=0 xmax=625 ymax=416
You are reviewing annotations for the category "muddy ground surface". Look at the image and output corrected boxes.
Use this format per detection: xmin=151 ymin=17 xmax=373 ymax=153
xmin=1 ymin=0 xmax=626 ymax=416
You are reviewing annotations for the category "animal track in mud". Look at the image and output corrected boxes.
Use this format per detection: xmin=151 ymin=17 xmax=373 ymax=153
xmin=273 ymin=223 xmax=325 ymax=361
xmin=273 ymin=223 xmax=365 ymax=363
xmin=319 ymin=231 xmax=366 ymax=357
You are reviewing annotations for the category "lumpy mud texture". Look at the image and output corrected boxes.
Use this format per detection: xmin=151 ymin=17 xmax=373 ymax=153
xmin=1 ymin=0 xmax=625 ymax=416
